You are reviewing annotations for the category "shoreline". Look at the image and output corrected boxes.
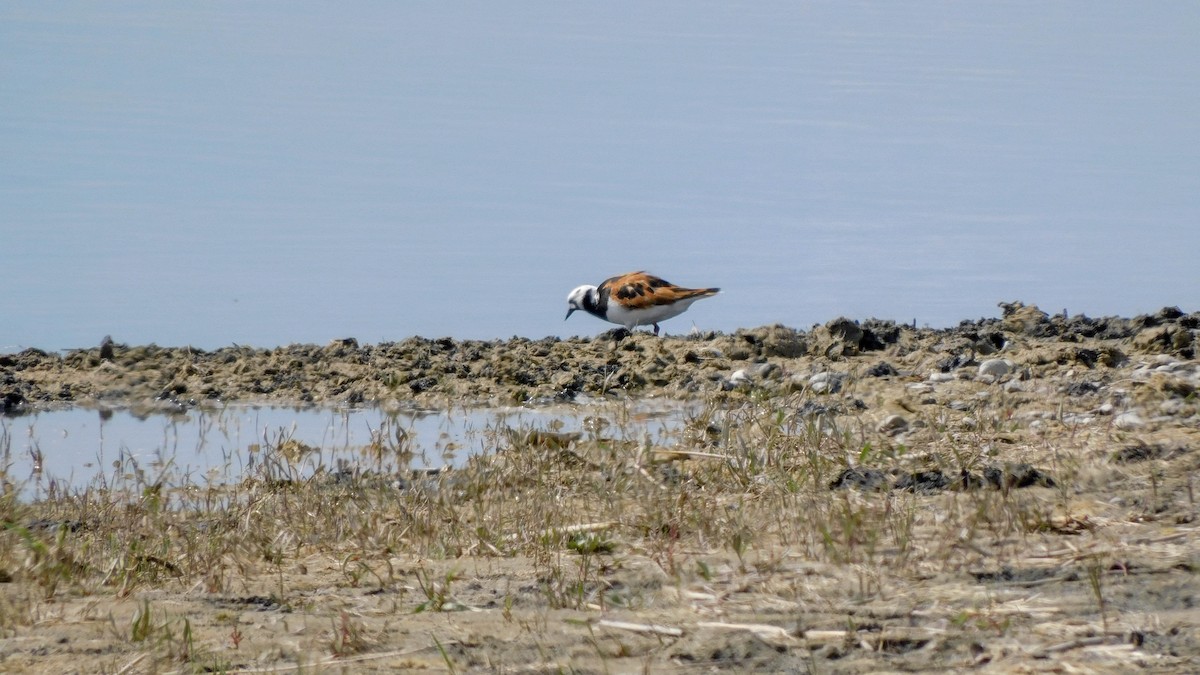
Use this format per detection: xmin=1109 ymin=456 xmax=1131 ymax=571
xmin=2 ymin=301 xmax=1199 ymax=672
xmin=2 ymin=302 xmax=1195 ymax=415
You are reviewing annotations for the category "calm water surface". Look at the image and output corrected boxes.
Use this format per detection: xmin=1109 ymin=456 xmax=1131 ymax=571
xmin=2 ymin=3 xmax=1198 ymax=351
xmin=2 ymin=402 xmax=690 ymax=499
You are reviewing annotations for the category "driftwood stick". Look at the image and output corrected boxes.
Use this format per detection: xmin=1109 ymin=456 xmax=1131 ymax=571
xmin=596 ymin=619 xmax=684 ymax=637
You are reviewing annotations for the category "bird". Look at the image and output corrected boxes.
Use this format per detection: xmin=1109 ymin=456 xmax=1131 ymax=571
xmin=565 ymin=271 xmax=720 ymax=335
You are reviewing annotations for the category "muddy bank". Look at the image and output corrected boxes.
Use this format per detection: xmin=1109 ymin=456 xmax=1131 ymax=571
xmin=2 ymin=302 xmax=1200 ymax=673
xmin=2 ymin=302 xmax=1197 ymax=415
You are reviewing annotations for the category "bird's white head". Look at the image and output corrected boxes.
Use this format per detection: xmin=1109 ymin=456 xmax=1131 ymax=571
xmin=565 ymin=285 xmax=596 ymax=320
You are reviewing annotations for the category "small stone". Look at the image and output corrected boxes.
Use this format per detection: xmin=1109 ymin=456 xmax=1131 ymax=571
xmin=796 ymin=400 xmax=841 ymax=418
xmin=867 ymin=362 xmax=898 ymax=377
xmin=937 ymin=353 xmax=975 ymax=372
xmin=977 ymin=358 xmax=1015 ymax=379
xmin=1064 ymin=381 xmax=1101 ymax=397
xmin=809 ymin=372 xmax=845 ymax=394
xmin=784 ymin=375 xmax=808 ymax=393
xmin=748 ymin=362 xmax=781 ymax=380
xmin=1113 ymin=411 xmax=1144 ymax=429
xmin=877 ymin=414 xmax=909 ymax=435
xmin=729 ymin=369 xmax=751 ymax=386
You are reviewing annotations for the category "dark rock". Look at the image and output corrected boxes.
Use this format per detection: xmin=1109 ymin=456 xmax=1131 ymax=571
xmin=894 ymin=470 xmax=949 ymax=493
xmin=971 ymin=566 xmax=1060 ymax=584
xmin=1 ymin=390 xmax=27 ymax=413
xmin=408 ymin=376 xmax=438 ymax=394
xmin=984 ymin=463 xmax=1056 ymax=489
xmin=956 ymin=469 xmax=988 ymax=490
xmin=1071 ymin=348 xmax=1099 ymax=368
xmin=867 ymin=362 xmax=898 ymax=377
xmin=1063 ymin=381 xmax=1100 ymax=396
xmin=977 ymin=331 xmax=1006 ymax=352
xmin=796 ymin=400 xmax=842 ymax=418
xmin=829 ymin=467 xmax=889 ymax=491
xmin=1157 ymin=306 xmax=1184 ymax=321
xmin=99 ymin=335 xmax=115 ymax=361
xmin=936 ymin=353 xmax=974 ymax=372
xmin=27 ymin=519 xmax=84 ymax=532
xmin=861 ymin=319 xmax=902 ymax=346
xmin=1111 ymin=443 xmax=1184 ymax=464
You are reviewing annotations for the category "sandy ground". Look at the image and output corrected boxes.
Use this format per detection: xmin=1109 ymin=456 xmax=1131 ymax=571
xmin=2 ymin=302 xmax=1199 ymax=673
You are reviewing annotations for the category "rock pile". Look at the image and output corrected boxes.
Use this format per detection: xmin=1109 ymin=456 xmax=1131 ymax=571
xmin=0 ymin=304 xmax=1196 ymax=422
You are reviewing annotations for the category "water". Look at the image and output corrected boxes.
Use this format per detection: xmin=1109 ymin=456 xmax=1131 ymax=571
xmin=2 ymin=3 xmax=1198 ymax=352
xmin=1 ymin=402 xmax=691 ymax=499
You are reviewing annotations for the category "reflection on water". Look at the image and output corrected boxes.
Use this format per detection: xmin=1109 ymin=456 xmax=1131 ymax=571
xmin=0 ymin=402 xmax=691 ymax=500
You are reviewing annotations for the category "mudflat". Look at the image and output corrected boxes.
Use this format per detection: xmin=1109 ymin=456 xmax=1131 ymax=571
xmin=1 ymin=302 xmax=1198 ymax=673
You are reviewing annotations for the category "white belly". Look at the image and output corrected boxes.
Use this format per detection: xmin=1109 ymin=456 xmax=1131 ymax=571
xmin=605 ymin=298 xmax=700 ymax=329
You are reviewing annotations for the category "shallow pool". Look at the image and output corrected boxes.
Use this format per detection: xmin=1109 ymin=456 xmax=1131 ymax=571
xmin=1 ymin=401 xmax=694 ymax=500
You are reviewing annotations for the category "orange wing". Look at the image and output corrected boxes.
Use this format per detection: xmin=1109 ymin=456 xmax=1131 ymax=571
xmin=600 ymin=271 xmax=719 ymax=309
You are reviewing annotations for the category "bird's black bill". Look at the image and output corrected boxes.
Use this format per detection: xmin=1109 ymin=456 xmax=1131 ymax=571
xmin=565 ymin=307 xmax=576 ymax=320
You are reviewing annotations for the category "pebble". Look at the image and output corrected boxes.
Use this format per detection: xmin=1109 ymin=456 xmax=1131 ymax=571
xmin=1159 ymin=399 xmax=1185 ymax=415
xmin=809 ymin=372 xmax=845 ymax=394
xmin=977 ymin=358 xmax=1015 ymax=379
xmin=1113 ymin=411 xmax=1145 ymax=429
xmin=877 ymin=414 xmax=909 ymax=435
xmin=785 ymin=375 xmax=808 ymax=393
xmin=729 ymin=362 xmax=782 ymax=388
xmin=749 ymin=362 xmax=781 ymax=380
xmin=729 ymin=369 xmax=751 ymax=386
